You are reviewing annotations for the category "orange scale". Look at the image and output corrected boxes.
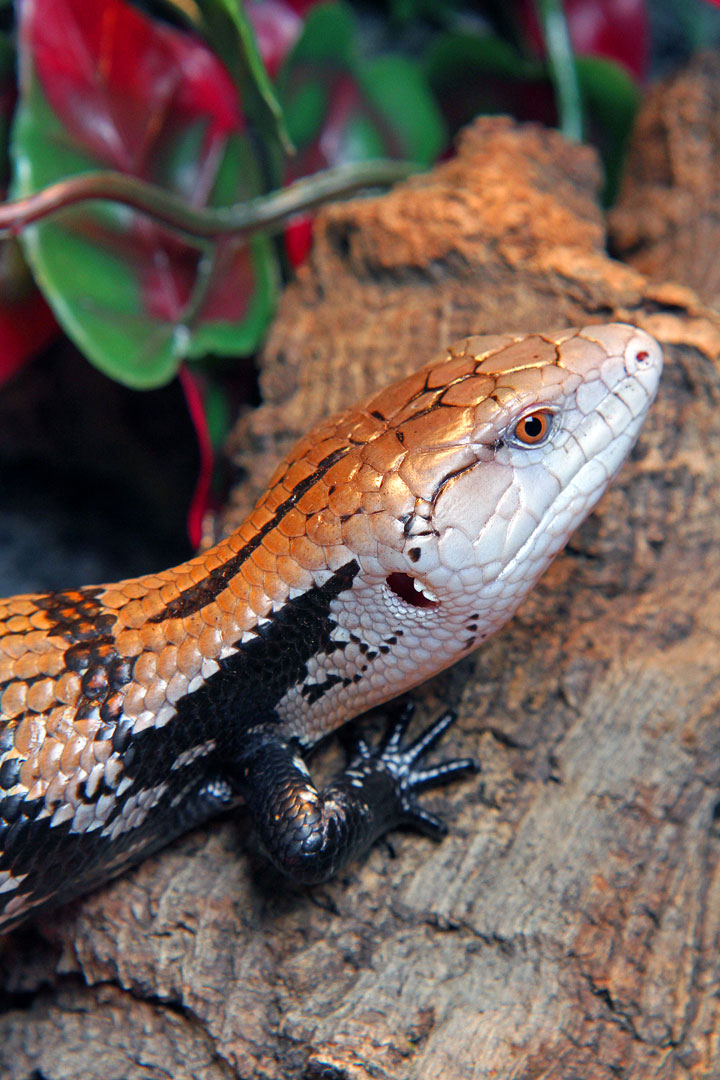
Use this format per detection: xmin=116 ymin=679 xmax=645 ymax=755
xmin=159 ymin=581 xmax=181 ymax=606
xmin=308 ymin=435 xmax=348 ymax=466
xmin=198 ymin=625 xmax=223 ymax=658
xmin=122 ymin=580 xmax=151 ymax=600
xmin=55 ymin=671 xmax=82 ymax=706
xmin=282 ymin=459 xmax=316 ymax=493
xmin=6 ymin=615 xmax=31 ymax=634
xmin=120 ymin=601 xmax=147 ymax=630
xmin=26 ymin=678 xmax=57 ymax=715
xmin=393 ymin=389 xmax=443 ymax=425
xmin=37 ymin=738 xmax=63 ymax=782
xmin=60 ymin=735 xmax=86 ymax=774
xmin=296 ymin=483 xmax=329 ymax=517
xmin=341 ymin=514 xmax=378 ymax=557
xmin=19 ymin=755 xmax=40 ymax=789
xmin=361 ymin=431 xmax=406 ymax=474
xmin=189 ymin=558 xmax=215 ymax=583
xmin=0 ymin=655 xmax=16 ymax=682
xmin=262 ymin=528 xmax=291 ymax=557
xmin=399 ymin=405 xmax=476 ymax=449
xmin=306 ymin=513 xmax=342 ymax=547
xmin=1 ymin=634 xmax=30 ymax=660
xmin=276 ymin=556 xmax=313 ymax=591
xmin=289 ymin=536 xmax=331 ymax=572
xmin=14 ymin=652 xmax=43 ymax=682
xmin=101 ymin=589 xmax=127 ymax=609
xmin=440 ymin=374 xmax=495 ymax=408
xmin=344 ymin=414 xmax=383 ymax=443
xmin=123 ymin=682 xmax=147 ymax=717
xmin=228 ymin=573 xmax=252 ymax=603
xmin=277 ymin=508 xmax=307 ymax=539
xmin=28 ymin=610 xmax=51 ymax=632
xmin=328 ymin=486 xmax=361 ymax=517
xmin=368 ymin=511 xmax=405 ymax=549
xmin=479 ymin=335 xmax=558 ymax=374
xmin=252 ymin=545 xmax=278 ymax=574
xmin=24 ymin=631 xmax=51 ymax=655
xmin=156 ymin=646 xmax=179 ymax=682
xmin=176 ymin=638 xmax=201 ymax=678
xmin=10 ymin=598 xmax=38 ymax=617
xmin=175 ymin=573 xmax=200 ymax=597
xmin=262 ymin=572 xmax=288 ymax=604
xmin=1 ymin=681 xmax=27 ymax=720
xmin=366 ymin=369 xmax=427 ymax=419
xmin=132 ymin=651 xmax=158 ymax=687
xmin=355 ymin=464 xmax=382 ymax=493
xmin=324 ymin=452 xmax=361 ymax=488
xmin=42 ymin=650 xmax=67 ymax=677
xmin=426 ymin=354 xmax=475 ymax=387
xmin=164 ymin=619 xmax=188 ymax=646
xmin=13 ymin=716 xmax=44 ymax=756
xmin=138 ymin=622 xmax=167 ymax=654
xmin=248 ymin=587 xmax=272 ymax=618
xmin=115 ymin=628 xmax=144 ymax=659
xmin=73 ymin=715 xmax=102 ymax=741
xmin=215 ymin=590 xmax=238 ymax=616
xmin=143 ymin=681 xmax=167 ymax=713
xmin=141 ymin=593 xmax=165 ymax=620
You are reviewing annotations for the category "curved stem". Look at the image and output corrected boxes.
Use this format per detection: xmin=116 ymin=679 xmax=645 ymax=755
xmin=535 ymin=0 xmax=584 ymax=142
xmin=0 ymin=160 xmax=417 ymax=243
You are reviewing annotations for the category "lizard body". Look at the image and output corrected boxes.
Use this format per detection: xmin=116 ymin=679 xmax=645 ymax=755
xmin=0 ymin=323 xmax=663 ymax=931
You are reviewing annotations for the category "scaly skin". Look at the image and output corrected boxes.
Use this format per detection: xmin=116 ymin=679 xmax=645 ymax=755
xmin=0 ymin=324 xmax=663 ymax=930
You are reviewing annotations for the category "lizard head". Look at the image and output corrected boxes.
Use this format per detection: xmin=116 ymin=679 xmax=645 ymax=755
xmin=257 ymin=323 xmax=662 ymax=730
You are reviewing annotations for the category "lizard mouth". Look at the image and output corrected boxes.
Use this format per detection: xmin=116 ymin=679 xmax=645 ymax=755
xmin=385 ymin=573 xmax=439 ymax=608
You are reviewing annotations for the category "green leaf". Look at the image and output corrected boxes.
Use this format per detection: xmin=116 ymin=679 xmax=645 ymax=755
xmin=12 ymin=0 xmax=278 ymax=389
xmin=278 ymin=1 xmax=445 ymax=176
xmin=360 ymin=55 xmax=445 ymax=165
xmin=575 ymin=54 xmax=639 ymax=204
xmin=425 ymin=30 xmax=543 ymax=86
xmin=194 ymin=0 xmax=293 ymax=173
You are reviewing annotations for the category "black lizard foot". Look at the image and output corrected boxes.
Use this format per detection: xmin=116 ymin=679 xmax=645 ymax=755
xmin=346 ymin=701 xmax=478 ymax=839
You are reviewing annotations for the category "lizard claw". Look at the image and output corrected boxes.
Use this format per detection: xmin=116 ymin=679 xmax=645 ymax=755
xmin=348 ymin=705 xmax=478 ymax=837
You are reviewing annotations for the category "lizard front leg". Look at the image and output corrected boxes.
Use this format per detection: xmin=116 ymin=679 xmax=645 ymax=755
xmin=233 ymin=707 xmax=476 ymax=884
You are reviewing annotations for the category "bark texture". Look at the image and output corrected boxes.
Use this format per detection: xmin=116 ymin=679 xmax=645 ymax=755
xmin=609 ymin=51 xmax=720 ymax=307
xmin=3 ymin=114 xmax=720 ymax=1080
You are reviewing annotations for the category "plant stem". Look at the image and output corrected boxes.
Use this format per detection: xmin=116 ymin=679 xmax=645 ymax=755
xmin=0 ymin=160 xmax=417 ymax=242
xmin=535 ymin=0 xmax=584 ymax=142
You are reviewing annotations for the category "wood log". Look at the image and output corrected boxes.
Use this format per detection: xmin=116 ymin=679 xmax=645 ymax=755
xmin=2 ymin=114 xmax=720 ymax=1080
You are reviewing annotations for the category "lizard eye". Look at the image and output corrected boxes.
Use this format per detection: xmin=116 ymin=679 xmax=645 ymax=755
xmin=508 ymin=408 xmax=555 ymax=447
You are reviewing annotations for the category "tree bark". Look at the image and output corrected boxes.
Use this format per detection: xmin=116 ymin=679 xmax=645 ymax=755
xmin=3 ymin=113 xmax=720 ymax=1080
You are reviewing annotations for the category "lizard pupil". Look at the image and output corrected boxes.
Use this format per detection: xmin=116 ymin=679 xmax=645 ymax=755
xmin=513 ymin=409 xmax=552 ymax=445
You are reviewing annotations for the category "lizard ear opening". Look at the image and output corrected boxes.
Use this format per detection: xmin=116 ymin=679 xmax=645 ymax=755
xmin=386 ymin=573 xmax=439 ymax=609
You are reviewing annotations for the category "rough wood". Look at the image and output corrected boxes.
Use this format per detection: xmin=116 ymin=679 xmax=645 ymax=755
xmin=609 ymin=50 xmax=720 ymax=307
xmin=3 ymin=115 xmax=720 ymax=1080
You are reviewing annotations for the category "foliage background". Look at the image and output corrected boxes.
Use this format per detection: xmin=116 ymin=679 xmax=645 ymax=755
xmin=0 ymin=0 xmax=716 ymax=591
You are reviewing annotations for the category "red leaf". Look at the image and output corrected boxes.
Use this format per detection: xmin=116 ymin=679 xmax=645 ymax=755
xmin=246 ymin=0 xmax=304 ymax=79
xmin=178 ymin=365 xmax=214 ymax=549
xmin=0 ymin=287 xmax=57 ymax=386
xmin=519 ymin=0 xmax=649 ymax=81
xmin=31 ymin=0 xmax=243 ymax=178
xmin=284 ymin=214 xmax=314 ymax=267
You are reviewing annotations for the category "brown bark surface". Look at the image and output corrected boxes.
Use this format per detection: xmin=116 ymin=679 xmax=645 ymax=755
xmin=3 ymin=115 xmax=720 ymax=1080
xmin=609 ymin=50 xmax=720 ymax=307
